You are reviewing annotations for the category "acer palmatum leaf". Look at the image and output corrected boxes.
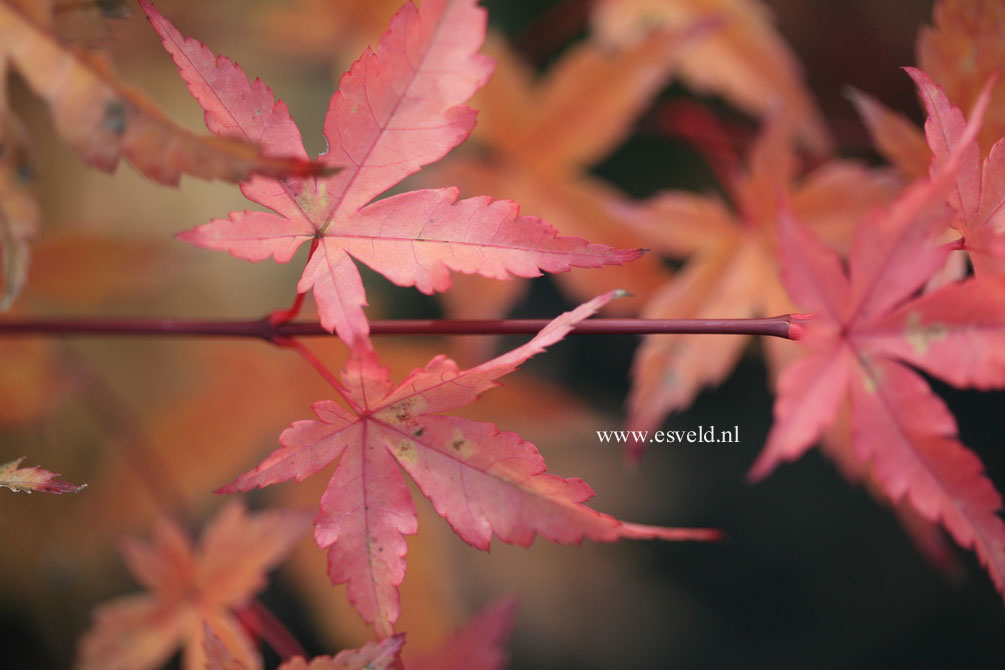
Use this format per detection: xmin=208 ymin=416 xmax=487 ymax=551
xmin=614 ymin=116 xmax=894 ymax=439
xmin=0 ymin=456 xmax=84 ymax=494
xmin=591 ymin=0 xmax=831 ymax=153
xmin=433 ymin=28 xmax=698 ymax=340
xmin=850 ymin=0 xmax=1005 ymax=179
xmin=918 ymin=0 xmax=1005 ymax=156
xmin=204 ymin=623 xmax=405 ymax=670
xmin=0 ymin=1 xmax=323 ymax=185
xmin=219 ymin=292 xmax=720 ymax=638
xmin=77 ymin=502 xmax=311 ymax=670
xmin=142 ymin=0 xmax=642 ymax=351
xmin=751 ymin=81 xmax=1005 ymax=601
xmin=846 ymin=87 xmax=930 ymax=181
xmin=408 ymin=599 xmax=515 ymax=670
xmin=907 ymin=67 xmax=1005 ymax=276
xmin=205 ymin=600 xmax=510 ymax=670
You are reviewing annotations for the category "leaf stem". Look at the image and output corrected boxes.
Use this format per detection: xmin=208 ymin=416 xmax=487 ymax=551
xmin=268 ymin=238 xmax=320 ymax=327
xmin=273 ymin=336 xmax=360 ymax=411
xmin=0 ymin=315 xmax=798 ymax=339
xmin=233 ymin=599 xmax=307 ymax=662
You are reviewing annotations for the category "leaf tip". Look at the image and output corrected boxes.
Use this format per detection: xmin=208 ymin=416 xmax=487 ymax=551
xmin=745 ymin=457 xmax=774 ymax=484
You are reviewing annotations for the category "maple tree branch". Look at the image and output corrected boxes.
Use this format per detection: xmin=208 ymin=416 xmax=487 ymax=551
xmin=0 ymin=314 xmax=799 ymax=339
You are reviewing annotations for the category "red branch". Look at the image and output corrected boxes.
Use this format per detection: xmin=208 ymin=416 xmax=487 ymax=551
xmin=0 ymin=314 xmax=799 ymax=339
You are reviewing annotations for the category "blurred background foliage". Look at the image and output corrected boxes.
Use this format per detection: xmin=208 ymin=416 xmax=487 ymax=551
xmin=1 ymin=0 xmax=1004 ymax=668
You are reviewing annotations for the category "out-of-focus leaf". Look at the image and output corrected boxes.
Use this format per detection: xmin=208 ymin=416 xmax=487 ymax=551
xmin=615 ymin=118 xmax=895 ymax=440
xmin=0 ymin=456 xmax=85 ymax=493
xmin=591 ymin=0 xmax=831 ymax=153
xmin=753 ymin=87 xmax=1005 ymax=601
xmin=0 ymin=0 xmax=327 ymax=186
xmin=77 ymin=502 xmax=311 ymax=670
xmin=918 ymin=0 xmax=1005 ymax=156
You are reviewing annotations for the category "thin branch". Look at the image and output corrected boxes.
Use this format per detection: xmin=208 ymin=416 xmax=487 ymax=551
xmin=0 ymin=314 xmax=800 ymax=339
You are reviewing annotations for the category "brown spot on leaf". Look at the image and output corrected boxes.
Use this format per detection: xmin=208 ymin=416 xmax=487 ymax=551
xmin=394 ymin=441 xmax=417 ymax=464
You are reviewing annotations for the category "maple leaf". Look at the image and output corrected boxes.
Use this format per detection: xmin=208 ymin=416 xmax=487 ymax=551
xmin=218 ymin=291 xmax=719 ymax=638
xmin=851 ymin=0 xmax=1005 ymax=179
xmin=906 ymin=67 xmax=1005 ymax=276
xmin=918 ymin=0 xmax=1005 ymax=157
xmin=846 ymin=87 xmax=930 ymax=181
xmin=204 ymin=624 xmax=405 ymax=670
xmin=0 ymin=0 xmax=323 ymax=186
xmin=274 ymin=345 xmax=597 ymax=643
xmin=613 ymin=117 xmax=894 ymax=436
xmin=814 ymin=406 xmax=958 ymax=572
xmin=749 ymin=87 xmax=1005 ymax=600
xmin=0 ymin=0 xmax=327 ymax=308
xmin=203 ymin=599 xmax=512 ymax=670
xmin=142 ymin=0 xmax=641 ymax=351
xmin=77 ymin=502 xmax=311 ymax=670
xmin=431 ymin=29 xmax=692 ymax=334
xmin=0 ymin=456 xmax=85 ymax=494
xmin=591 ymin=0 xmax=831 ymax=153
xmin=407 ymin=599 xmax=515 ymax=670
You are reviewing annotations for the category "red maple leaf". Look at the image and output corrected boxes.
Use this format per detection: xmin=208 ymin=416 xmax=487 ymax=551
xmin=141 ymin=0 xmax=641 ymax=350
xmin=750 ymin=77 xmax=1005 ymax=600
xmin=218 ymin=292 xmax=719 ymax=637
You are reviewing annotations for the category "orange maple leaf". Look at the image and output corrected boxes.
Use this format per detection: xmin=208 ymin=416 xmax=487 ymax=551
xmin=77 ymin=502 xmax=311 ymax=670
xmin=591 ymin=0 xmax=831 ymax=153
xmin=852 ymin=0 xmax=1005 ymax=178
xmin=432 ymin=28 xmax=694 ymax=333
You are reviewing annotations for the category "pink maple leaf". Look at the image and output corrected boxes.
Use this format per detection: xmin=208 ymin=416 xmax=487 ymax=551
xmin=141 ymin=0 xmax=642 ymax=350
xmin=908 ymin=67 xmax=1005 ymax=276
xmin=218 ymin=292 xmax=719 ymax=637
xmin=751 ymin=74 xmax=1005 ymax=600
